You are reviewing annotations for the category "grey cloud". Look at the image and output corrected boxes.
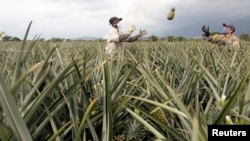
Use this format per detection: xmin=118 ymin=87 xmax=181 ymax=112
xmin=1 ymin=0 xmax=250 ymax=39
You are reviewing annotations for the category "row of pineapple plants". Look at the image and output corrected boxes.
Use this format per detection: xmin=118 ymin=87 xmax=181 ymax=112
xmin=0 ymin=22 xmax=250 ymax=141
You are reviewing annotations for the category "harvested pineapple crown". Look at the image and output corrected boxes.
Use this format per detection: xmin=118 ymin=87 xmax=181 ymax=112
xmin=171 ymin=7 xmax=175 ymax=12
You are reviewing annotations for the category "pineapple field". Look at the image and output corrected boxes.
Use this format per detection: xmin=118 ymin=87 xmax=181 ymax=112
xmin=0 ymin=23 xmax=250 ymax=141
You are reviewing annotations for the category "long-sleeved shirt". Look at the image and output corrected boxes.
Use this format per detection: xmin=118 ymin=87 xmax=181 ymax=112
xmin=105 ymin=27 xmax=139 ymax=57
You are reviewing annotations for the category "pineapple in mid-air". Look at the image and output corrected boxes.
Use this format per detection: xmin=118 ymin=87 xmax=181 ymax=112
xmin=167 ymin=7 xmax=175 ymax=20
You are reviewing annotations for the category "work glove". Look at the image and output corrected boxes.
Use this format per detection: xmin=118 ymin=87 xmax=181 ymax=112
xmin=137 ymin=29 xmax=147 ymax=37
xmin=128 ymin=25 xmax=136 ymax=35
xmin=201 ymin=25 xmax=210 ymax=37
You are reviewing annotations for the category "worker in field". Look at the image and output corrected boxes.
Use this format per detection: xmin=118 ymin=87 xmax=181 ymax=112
xmin=105 ymin=16 xmax=147 ymax=58
xmin=201 ymin=23 xmax=240 ymax=50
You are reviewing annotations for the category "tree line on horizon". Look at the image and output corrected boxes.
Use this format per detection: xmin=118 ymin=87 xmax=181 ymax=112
xmin=1 ymin=31 xmax=250 ymax=42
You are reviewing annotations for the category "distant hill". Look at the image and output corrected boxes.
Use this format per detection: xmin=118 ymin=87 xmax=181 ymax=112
xmin=71 ymin=37 xmax=101 ymax=40
xmin=71 ymin=36 xmax=149 ymax=41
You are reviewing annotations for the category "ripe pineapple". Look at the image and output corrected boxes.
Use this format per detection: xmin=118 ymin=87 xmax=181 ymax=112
xmin=167 ymin=7 xmax=175 ymax=20
xmin=211 ymin=34 xmax=223 ymax=43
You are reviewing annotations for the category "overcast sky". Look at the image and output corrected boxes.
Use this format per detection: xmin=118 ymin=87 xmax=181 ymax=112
xmin=1 ymin=0 xmax=249 ymax=40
